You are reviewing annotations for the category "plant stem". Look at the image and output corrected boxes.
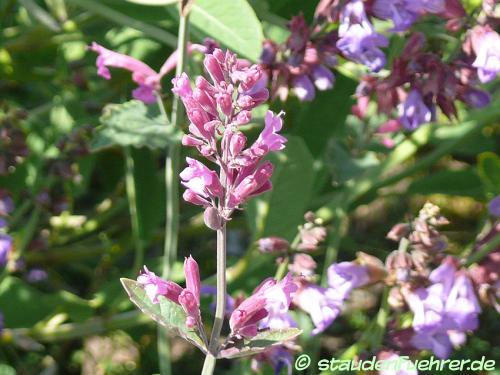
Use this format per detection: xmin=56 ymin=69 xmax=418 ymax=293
xmin=158 ymin=11 xmax=190 ymax=375
xmin=202 ymin=225 xmax=227 ymax=375
xmin=465 ymin=233 xmax=500 ymax=267
xmin=124 ymin=147 xmax=144 ymax=273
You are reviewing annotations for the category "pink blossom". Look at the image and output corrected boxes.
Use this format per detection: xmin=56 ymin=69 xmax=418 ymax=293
xmin=229 ymin=274 xmax=297 ymax=338
xmin=180 ymin=158 xmax=222 ymax=203
xmin=137 ymin=266 xmax=183 ymax=304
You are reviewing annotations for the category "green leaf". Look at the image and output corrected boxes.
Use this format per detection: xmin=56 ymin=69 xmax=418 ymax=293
xmin=295 ymin=73 xmax=357 ymax=157
xmin=219 ymin=328 xmax=302 ymax=359
xmin=120 ymin=278 xmax=207 ymax=352
xmin=245 ymin=136 xmax=315 ymax=241
xmin=408 ymin=168 xmax=484 ymax=198
xmin=91 ymin=100 xmax=182 ymax=151
xmin=0 ymin=276 xmax=93 ymax=328
xmin=189 ymin=0 xmax=264 ymax=61
xmin=125 ymin=0 xmax=177 ymax=4
xmin=477 ymin=152 xmax=500 ymax=196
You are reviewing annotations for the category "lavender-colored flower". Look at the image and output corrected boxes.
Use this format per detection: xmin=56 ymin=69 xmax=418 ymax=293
xmin=90 ymin=42 xmax=206 ymax=103
xmin=0 ymin=218 xmax=6 ymax=229
xmin=470 ymin=27 xmax=500 ymax=83
xmin=407 ymin=0 xmax=445 ymax=13
xmin=399 ymin=89 xmax=432 ymax=130
xmin=372 ymin=0 xmax=419 ymax=32
xmin=311 ymin=65 xmax=335 ymax=91
xmin=200 ymin=285 xmax=235 ymax=317
xmin=0 ymin=193 xmax=14 ymax=217
xmin=328 ymin=262 xmax=370 ymax=299
xmin=258 ymin=237 xmax=289 ymax=253
xmin=26 ymin=268 xmax=48 ymax=283
xmin=462 ymin=88 xmax=491 ymax=108
xmin=292 ymin=75 xmax=316 ymax=101
xmin=0 ymin=234 xmax=12 ymax=268
xmin=229 ymin=273 xmax=297 ymax=338
xmin=252 ymin=346 xmax=294 ymax=375
xmin=293 ymin=284 xmax=342 ymax=335
xmin=488 ymin=196 xmax=500 ymax=217
xmin=406 ymin=259 xmax=481 ymax=358
xmin=336 ymin=0 xmax=388 ymax=72
xmin=378 ymin=351 xmax=418 ymax=375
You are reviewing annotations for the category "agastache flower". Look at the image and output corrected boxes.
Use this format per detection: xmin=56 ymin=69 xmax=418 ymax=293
xmin=90 ymin=42 xmax=207 ymax=103
xmin=328 ymin=261 xmax=370 ymax=299
xmin=336 ymin=0 xmax=388 ymax=72
xmin=173 ymin=48 xmax=287 ymax=227
xmin=137 ymin=256 xmax=203 ymax=329
xmin=0 ymin=234 xmax=12 ymax=268
xmin=229 ymin=274 xmax=297 ymax=338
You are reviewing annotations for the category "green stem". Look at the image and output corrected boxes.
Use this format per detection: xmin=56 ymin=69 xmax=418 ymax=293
xmin=465 ymin=233 xmax=500 ymax=267
xmin=17 ymin=206 xmax=42 ymax=257
xmin=9 ymin=311 xmax=150 ymax=343
xmin=274 ymin=256 xmax=289 ymax=280
xmin=125 ymin=147 xmax=144 ymax=273
xmin=158 ymin=12 xmax=190 ymax=375
xmin=201 ymin=225 xmax=227 ymax=375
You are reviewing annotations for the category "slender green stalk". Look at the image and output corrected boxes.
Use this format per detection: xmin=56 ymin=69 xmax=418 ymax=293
xmin=158 ymin=12 xmax=190 ymax=375
xmin=201 ymin=225 xmax=227 ymax=375
xmin=465 ymin=233 xmax=500 ymax=267
xmin=124 ymin=147 xmax=144 ymax=273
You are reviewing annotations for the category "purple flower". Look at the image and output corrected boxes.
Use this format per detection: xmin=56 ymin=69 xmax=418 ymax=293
xmin=327 ymin=262 xmax=370 ymax=299
xmin=229 ymin=273 xmax=297 ymax=338
xmin=252 ymin=346 xmax=293 ymax=375
xmin=311 ymin=65 xmax=335 ymax=91
xmin=26 ymin=268 xmax=48 ymax=283
xmin=228 ymin=161 xmax=274 ymax=208
xmin=0 ymin=234 xmax=12 ymax=268
xmin=0 ymin=193 xmax=14 ymax=216
xmin=293 ymin=284 xmax=342 ymax=335
xmin=488 ymin=196 xmax=500 ymax=217
xmin=378 ymin=351 xmax=418 ymax=375
xmin=462 ymin=88 xmax=491 ymax=108
xmin=399 ymin=89 xmax=432 ymax=130
xmin=292 ymin=75 xmax=316 ymax=101
xmin=253 ymin=111 xmax=287 ymax=153
xmin=471 ymin=27 xmax=500 ymax=83
xmin=406 ymin=259 xmax=481 ymax=358
xmin=336 ymin=0 xmax=388 ymax=72
xmin=258 ymin=237 xmax=290 ymax=253
xmin=372 ymin=0 xmax=419 ymax=32
xmin=407 ymin=0 xmax=445 ymax=14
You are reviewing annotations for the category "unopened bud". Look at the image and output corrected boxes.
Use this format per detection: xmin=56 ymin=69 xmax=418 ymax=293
xmin=204 ymin=206 xmax=223 ymax=231
xmin=257 ymin=237 xmax=289 ymax=253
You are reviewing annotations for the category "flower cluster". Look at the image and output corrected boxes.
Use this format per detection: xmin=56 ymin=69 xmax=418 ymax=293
xmin=137 ymin=256 xmax=203 ymax=330
xmin=172 ymin=48 xmax=287 ymax=228
xmin=406 ymin=258 xmax=481 ymax=358
xmin=355 ymin=31 xmax=492 ymax=132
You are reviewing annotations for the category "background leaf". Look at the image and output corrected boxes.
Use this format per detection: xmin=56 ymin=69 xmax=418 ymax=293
xmin=408 ymin=168 xmax=484 ymax=198
xmin=91 ymin=100 xmax=182 ymax=151
xmin=189 ymin=0 xmax=264 ymax=61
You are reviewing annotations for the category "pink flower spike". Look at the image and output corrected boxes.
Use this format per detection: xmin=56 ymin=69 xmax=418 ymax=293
xmin=137 ymin=266 xmax=183 ymax=304
xmin=184 ymin=256 xmax=201 ymax=303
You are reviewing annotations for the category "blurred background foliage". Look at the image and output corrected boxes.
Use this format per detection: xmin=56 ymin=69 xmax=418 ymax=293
xmin=0 ymin=0 xmax=499 ymax=374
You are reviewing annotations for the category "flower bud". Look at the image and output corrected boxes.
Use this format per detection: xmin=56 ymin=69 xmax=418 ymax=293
xmin=203 ymin=206 xmax=223 ymax=231
xmin=184 ymin=255 xmax=201 ymax=303
xmin=257 ymin=237 xmax=289 ymax=253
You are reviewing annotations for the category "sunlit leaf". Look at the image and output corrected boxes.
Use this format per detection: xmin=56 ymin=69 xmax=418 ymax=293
xmin=219 ymin=328 xmax=302 ymax=359
xmin=189 ymin=0 xmax=264 ymax=61
xmin=120 ymin=278 xmax=207 ymax=352
xmin=91 ymin=100 xmax=182 ymax=151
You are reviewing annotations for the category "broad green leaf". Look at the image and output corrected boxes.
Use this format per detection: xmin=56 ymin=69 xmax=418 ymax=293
xmin=0 ymin=277 xmax=93 ymax=328
xmin=408 ymin=168 xmax=484 ymax=198
xmin=189 ymin=0 xmax=264 ymax=61
xmin=120 ymin=278 xmax=207 ymax=352
xmin=91 ymin=100 xmax=182 ymax=151
xmin=246 ymin=136 xmax=315 ymax=241
xmin=328 ymin=141 xmax=380 ymax=184
xmin=131 ymin=148 xmax=165 ymax=243
xmin=477 ymin=152 xmax=500 ymax=195
xmin=295 ymin=73 xmax=357 ymax=157
xmin=219 ymin=328 xmax=302 ymax=359
xmin=125 ymin=0 xmax=177 ymax=4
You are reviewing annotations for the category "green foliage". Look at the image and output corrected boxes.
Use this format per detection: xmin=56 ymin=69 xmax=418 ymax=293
xmin=92 ymin=100 xmax=181 ymax=150
xmin=120 ymin=278 xmax=207 ymax=352
xmin=190 ymin=0 xmax=264 ymax=61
